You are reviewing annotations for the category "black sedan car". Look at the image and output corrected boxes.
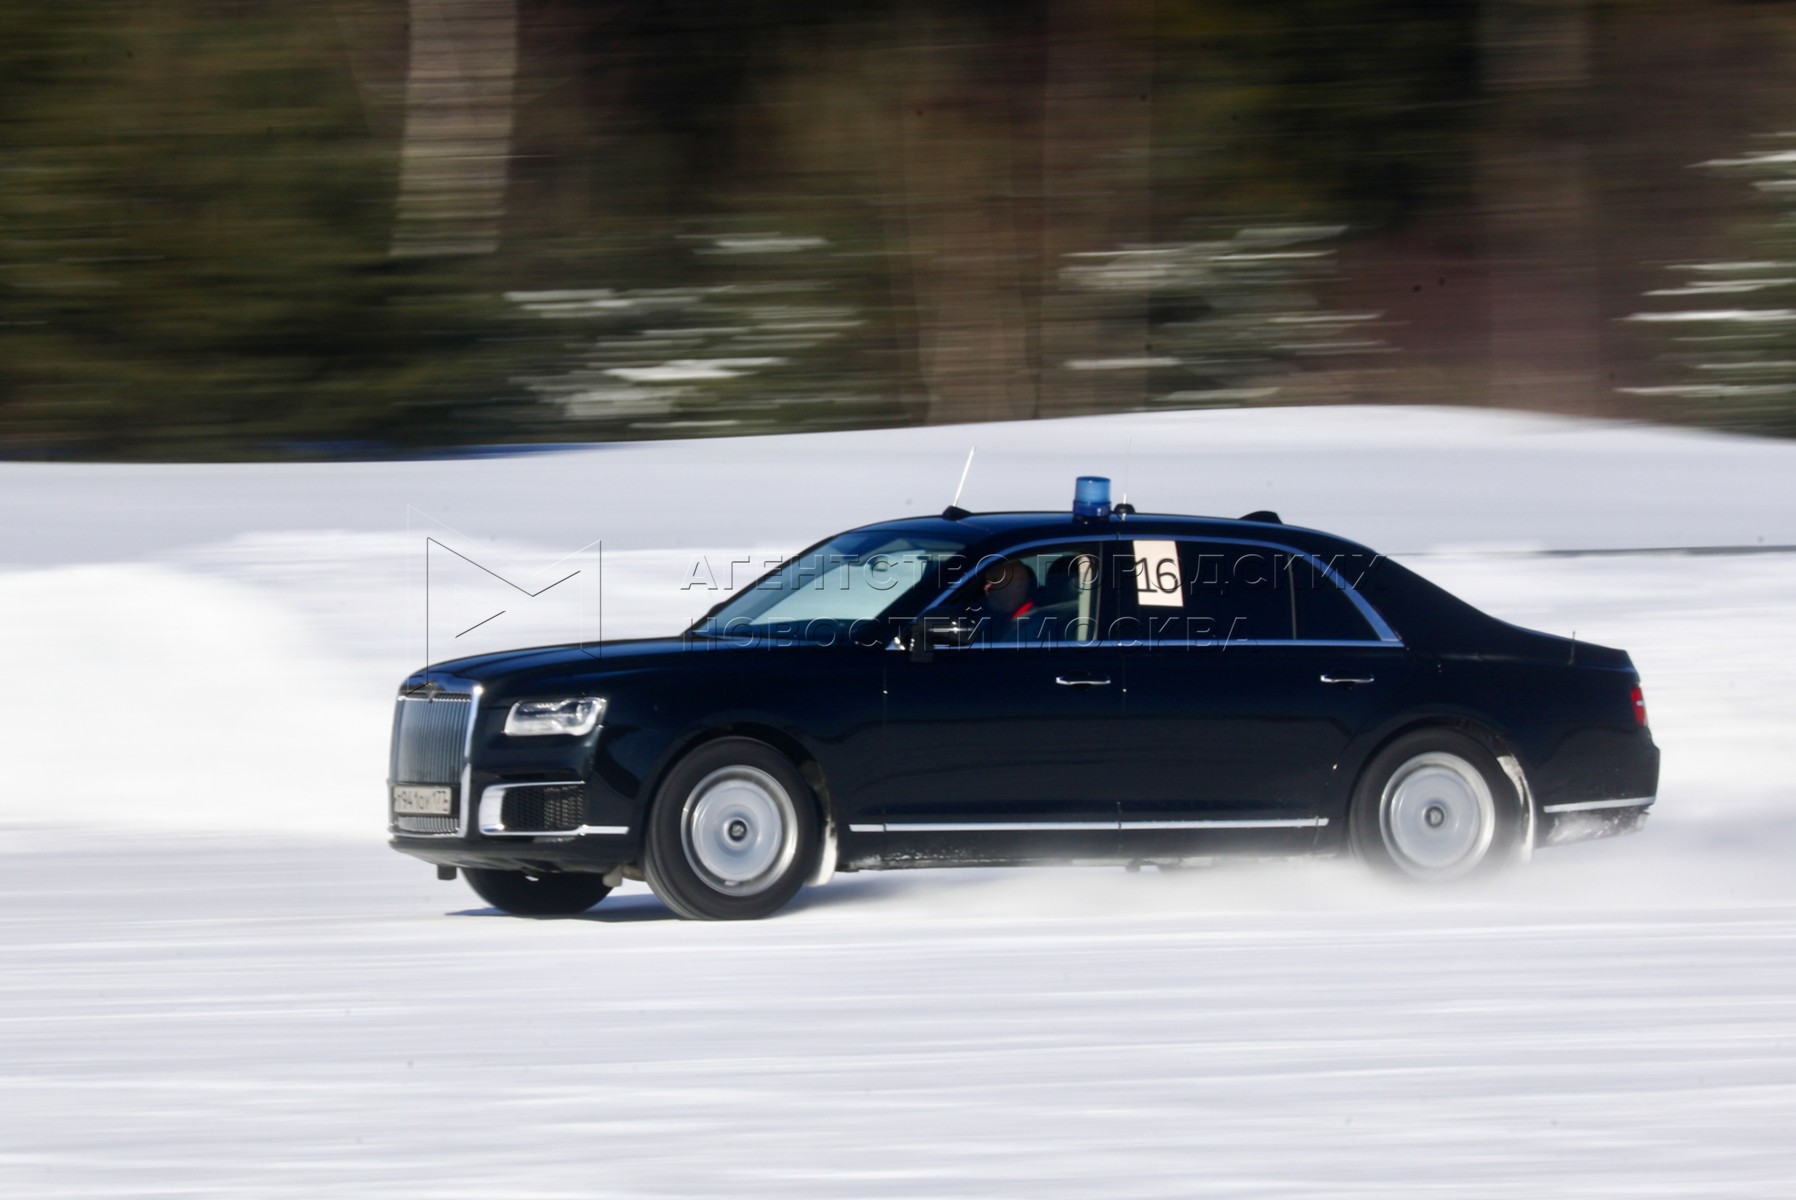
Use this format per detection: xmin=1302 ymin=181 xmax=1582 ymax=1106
xmin=390 ymin=483 xmax=1658 ymax=919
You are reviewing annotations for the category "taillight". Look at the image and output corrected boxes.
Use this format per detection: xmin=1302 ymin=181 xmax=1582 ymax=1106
xmin=1631 ymin=684 xmax=1649 ymax=727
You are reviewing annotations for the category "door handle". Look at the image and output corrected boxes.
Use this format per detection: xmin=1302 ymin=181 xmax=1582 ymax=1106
xmin=1055 ymin=675 xmax=1112 ymax=687
xmin=1319 ymin=674 xmax=1374 ymax=686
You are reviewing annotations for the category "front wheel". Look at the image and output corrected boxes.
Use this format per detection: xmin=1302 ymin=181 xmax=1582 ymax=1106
xmin=643 ymin=738 xmax=820 ymax=920
xmin=463 ymin=867 xmax=612 ymax=916
xmin=1350 ymin=729 xmax=1527 ymax=883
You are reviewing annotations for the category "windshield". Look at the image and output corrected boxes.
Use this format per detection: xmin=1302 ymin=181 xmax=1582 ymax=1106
xmin=691 ymin=529 xmax=973 ymax=644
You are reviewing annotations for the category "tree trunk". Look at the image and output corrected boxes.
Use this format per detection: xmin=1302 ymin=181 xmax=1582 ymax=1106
xmin=1035 ymin=0 xmax=1152 ymax=420
xmin=891 ymin=3 xmax=1152 ymax=426
xmin=1479 ymin=0 xmax=1604 ymax=414
xmin=391 ymin=0 xmax=517 ymax=258
xmin=893 ymin=13 xmax=1039 ymax=425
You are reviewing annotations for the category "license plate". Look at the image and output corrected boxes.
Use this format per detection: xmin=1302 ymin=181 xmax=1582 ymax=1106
xmin=393 ymin=785 xmax=453 ymax=815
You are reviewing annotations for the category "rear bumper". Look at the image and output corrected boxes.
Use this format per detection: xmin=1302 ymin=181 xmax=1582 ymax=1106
xmin=1538 ymin=796 xmax=1654 ymax=846
xmin=1528 ymin=720 xmax=1659 ymax=848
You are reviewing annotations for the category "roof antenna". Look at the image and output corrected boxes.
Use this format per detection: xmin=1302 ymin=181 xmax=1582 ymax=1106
xmin=944 ymin=446 xmax=976 ymax=520
xmin=1569 ymin=630 xmax=1577 ymax=665
xmin=1114 ymin=438 xmax=1137 ymax=518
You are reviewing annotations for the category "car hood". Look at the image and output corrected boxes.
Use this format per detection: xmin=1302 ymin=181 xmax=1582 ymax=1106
xmin=403 ymin=636 xmax=712 ymax=696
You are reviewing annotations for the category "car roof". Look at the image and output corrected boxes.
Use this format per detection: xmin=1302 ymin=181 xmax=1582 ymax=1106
xmin=844 ymin=510 xmax=1378 ymax=558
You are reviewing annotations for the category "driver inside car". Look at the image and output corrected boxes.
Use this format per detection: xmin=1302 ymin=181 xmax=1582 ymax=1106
xmin=980 ymin=559 xmax=1036 ymax=622
xmin=965 ymin=558 xmax=1040 ymax=644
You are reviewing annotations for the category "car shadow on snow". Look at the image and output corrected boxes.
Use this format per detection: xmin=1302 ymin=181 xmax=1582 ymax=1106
xmin=447 ymin=894 xmax=679 ymax=922
xmin=444 ymin=873 xmax=926 ymax=923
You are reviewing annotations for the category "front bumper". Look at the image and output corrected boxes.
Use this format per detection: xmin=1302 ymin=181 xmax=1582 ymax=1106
xmin=389 ymin=775 xmax=641 ymax=875
xmin=388 ymin=675 xmax=644 ymax=875
xmin=390 ymin=828 xmax=634 ymax=875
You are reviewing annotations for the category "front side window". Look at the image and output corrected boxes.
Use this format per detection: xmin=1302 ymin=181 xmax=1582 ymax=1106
xmin=937 ymin=543 xmax=1104 ymax=646
xmin=693 ymin=530 xmax=971 ymax=644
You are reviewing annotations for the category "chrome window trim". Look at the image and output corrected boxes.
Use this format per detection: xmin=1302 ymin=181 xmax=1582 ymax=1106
xmin=899 ymin=531 xmax=1403 ymax=650
xmin=477 ymin=779 xmax=629 ymax=837
xmin=1542 ymin=796 xmax=1655 ymax=814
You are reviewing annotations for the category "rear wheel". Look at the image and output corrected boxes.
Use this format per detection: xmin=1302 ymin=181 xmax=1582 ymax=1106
xmin=643 ymin=738 xmax=820 ymax=920
xmin=1350 ymin=729 xmax=1525 ymax=882
xmin=463 ymin=867 xmax=612 ymax=916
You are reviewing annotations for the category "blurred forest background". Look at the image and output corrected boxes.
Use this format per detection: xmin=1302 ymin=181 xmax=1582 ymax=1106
xmin=6 ymin=0 xmax=1796 ymax=458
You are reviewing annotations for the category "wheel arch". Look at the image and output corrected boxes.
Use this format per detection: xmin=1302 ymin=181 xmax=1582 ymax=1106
xmin=642 ymin=722 xmax=839 ymax=883
xmin=1348 ymin=713 xmax=1538 ymax=860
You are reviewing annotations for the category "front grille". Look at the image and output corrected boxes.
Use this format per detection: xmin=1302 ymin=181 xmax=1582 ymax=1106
xmin=392 ymin=694 xmax=472 ymax=784
xmin=500 ymin=784 xmax=586 ymax=833
xmin=395 ymin=814 xmax=458 ymax=835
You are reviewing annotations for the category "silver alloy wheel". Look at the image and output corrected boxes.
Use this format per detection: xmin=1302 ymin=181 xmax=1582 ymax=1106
xmin=1379 ymin=751 xmax=1497 ymax=880
xmin=679 ymin=765 xmax=800 ymax=896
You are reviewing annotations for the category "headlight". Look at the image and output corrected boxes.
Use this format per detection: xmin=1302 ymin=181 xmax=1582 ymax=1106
xmin=503 ymin=696 xmax=606 ymax=737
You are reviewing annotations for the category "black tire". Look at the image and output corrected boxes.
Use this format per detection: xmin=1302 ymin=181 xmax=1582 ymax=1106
xmin=1349 ymin=728 xmax=1528 ymax=883
xmin=642 ymin=737 xmax=820 ymax=920
xmin=463 ymin=867 xmax=613 ymax=916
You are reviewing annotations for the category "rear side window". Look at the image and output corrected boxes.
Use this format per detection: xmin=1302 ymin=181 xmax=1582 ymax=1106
xmin=1290 ymin=556 xmax=1379 ymax=641
xmin=1117 ymin=540 xmax=1381 ymax=643
xmin=1118 ymin=540 xmax=1291 ymax=641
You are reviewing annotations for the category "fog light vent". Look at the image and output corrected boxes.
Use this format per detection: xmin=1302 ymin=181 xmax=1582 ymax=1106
xmin=395 ymin=814 xmax=458 ymax=835
xmin=500 ymin=784 xmax=585 ymax=832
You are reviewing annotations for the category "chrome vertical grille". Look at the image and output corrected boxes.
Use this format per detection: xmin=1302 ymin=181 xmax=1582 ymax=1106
xmin=391 ymin=694 xmax=472 ymax=784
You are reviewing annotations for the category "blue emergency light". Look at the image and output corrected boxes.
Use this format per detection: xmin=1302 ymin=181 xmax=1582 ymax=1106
xmin=1073 ymin=475 xmax=1111 ymax=519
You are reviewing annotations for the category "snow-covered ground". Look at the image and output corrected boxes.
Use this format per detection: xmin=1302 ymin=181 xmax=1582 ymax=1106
xmin=3 ymin=406 xmax=1794 ymax=1196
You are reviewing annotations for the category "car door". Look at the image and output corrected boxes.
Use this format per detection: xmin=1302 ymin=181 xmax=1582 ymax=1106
xmin=870 ymin=539 xmax=1123 ymax=863
xmin=1111 ymin=536 xmax=1411 ymax=858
